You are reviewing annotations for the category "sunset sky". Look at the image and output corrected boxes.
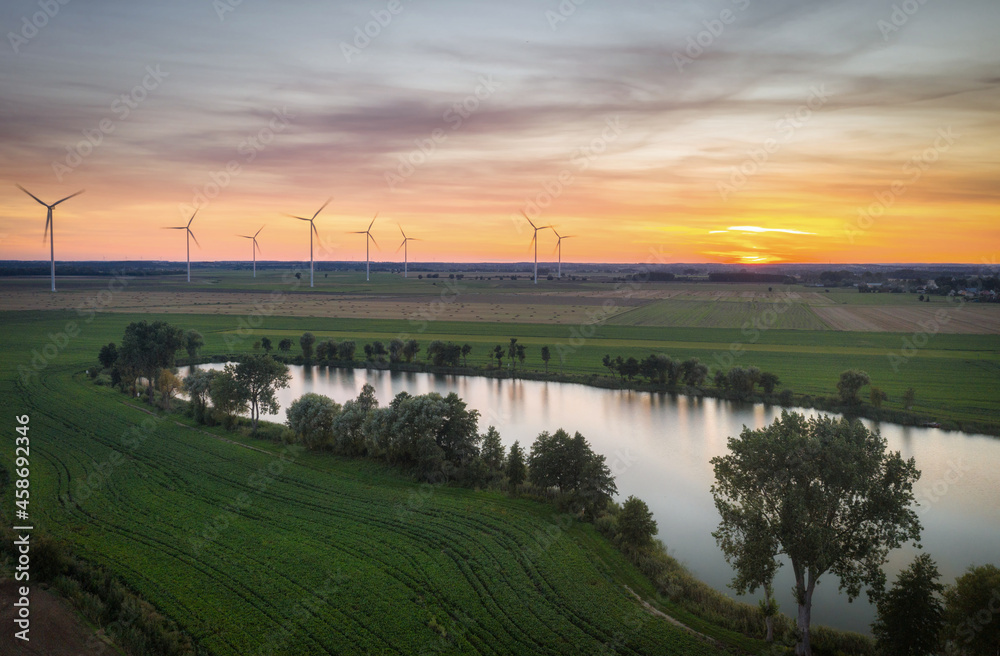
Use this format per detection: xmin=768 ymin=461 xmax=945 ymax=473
xmin=1 ymin=0 xmax=998 ymax=265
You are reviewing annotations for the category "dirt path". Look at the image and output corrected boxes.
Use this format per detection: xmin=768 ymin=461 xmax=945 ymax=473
xmin=623 ymin=585 xmax=727 ymax=649
xmin=0 ymin=580 xmax=121 ymax=655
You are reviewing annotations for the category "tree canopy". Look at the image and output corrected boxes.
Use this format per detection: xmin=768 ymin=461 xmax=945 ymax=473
xmin=710 ymin=411 xmax=921 ymax=656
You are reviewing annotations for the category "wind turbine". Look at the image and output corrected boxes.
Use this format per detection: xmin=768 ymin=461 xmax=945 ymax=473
xmin=287 ymin=198 xmax=330 ymax=288
xmin=351 ymin=213 xmax=379 ymax=282
xmin=16 ymin=184 xmax=85 ymax=292
xmin=397 ymin=224 xmax=421 ymax=278
xmin=521 ymin=211 xmax=550 ymax=284
xmin=238 ymin=226 xmax=264 ymax=278
xmin=551 ymin=227 xmax=574 ymax=279
xmin=163 ymin=211 xmax=200 ymax=282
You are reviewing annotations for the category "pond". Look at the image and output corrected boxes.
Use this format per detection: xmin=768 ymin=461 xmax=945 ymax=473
xmin=195 ymin=363 xmax=1000 ymax=634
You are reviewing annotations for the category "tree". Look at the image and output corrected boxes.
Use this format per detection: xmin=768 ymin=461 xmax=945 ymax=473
xmin=337 ymin=340 xmax=356 ymax=362
xmin=902 ymin=387 xmax=916 ymax=410
xmin=185 ymin=330 xmax=204 ymax=359
xmin=837 ymin=369 xmax=871 ymax=405
xmin=760 ymin=372 xmax=780 ymax=395
xmin=942 ymin=564 xmax=1000 ymax=656
xmin=710 ymin=411 xmax=922 ymax=656
xmin=602 ymin=354 xmax=616 ymax=377
xmin=389 ymin=338 xmax=405 ymax=363
xmin=210 ymin=368 xmax=248 ymax=428
xmin=118 ymin=321 xmax=185 ymax=404
xmin=505 ymin=441 xmax=527 ymax=488
xmin=402 ymin=339 xmax=420 ymax=363
xmin=714 ymin=369 xmax=729 ymax=390
xmin=183 ymin=369 xmax=217 ymax=424
xmin=540 ymin=346 xmax=551 ymax=373
xmin=286 ymin=393 xmax=342 ymax=449
xmin=461 ymin=343 xmax=472 ymax=367
xmin=261 ymin=337 xmax=273 ymax=353
xmin=507 ymin=338 xmax=518 ymax=370
xmin=300 ymin=332 xmax=316 ymax=361
xmin=620 ymin=357 xmax=640 ymax=382
xmin=157 ymin=369 xmax=182 ymax=410
xmin=618 ymin=496 xmax=657 ymax=550
xmin=98 ymin=342 xmax=118 ymax=368
xmin=870 ymin=386 xmax=888 ymax=409
xmin=278 ymin=338 xmax=292 ymax=352
xmin=493 ymin=345 xmax=504 ymax=369
xmin=232 ymin=355 xmax=292 ymax=432
xmin=872 ymin=553 xmax=944 ymax=656
xmin=516 ymin=343 xmax=526 ymax=370
xmin=480 ymin=426 xmax=505 ymax=472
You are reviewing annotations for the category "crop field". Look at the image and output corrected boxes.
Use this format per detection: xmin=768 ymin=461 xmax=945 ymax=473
xmin=0 ymin=315 xmax=727 ymax=655
xmin=607 ymin=298 xmax=829 ymax=330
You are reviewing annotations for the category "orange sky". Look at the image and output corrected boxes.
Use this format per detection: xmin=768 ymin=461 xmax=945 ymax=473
xmin=2 ymin=2 xmax=998 ymax=265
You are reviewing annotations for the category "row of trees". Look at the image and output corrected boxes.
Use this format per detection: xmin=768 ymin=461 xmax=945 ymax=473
xmin=600 ymin=353 xmax=783 ymax=401
xmin=97 ymin=321 xmax=203 ymax=404
xmin=283 ymin=384 xmax=618 ymax=515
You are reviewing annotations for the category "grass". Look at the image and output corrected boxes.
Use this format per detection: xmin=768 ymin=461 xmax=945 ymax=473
xmin=2 ymin=349 xmax=727 ymax=654
xmin=608 ymin=298 xmax=829 ymax=330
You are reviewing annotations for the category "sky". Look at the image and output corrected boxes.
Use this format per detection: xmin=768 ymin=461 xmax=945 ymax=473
xmin=1 ymin=0 xmax=998 ymax=265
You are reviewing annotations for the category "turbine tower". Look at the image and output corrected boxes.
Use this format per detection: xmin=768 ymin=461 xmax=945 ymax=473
xmin=16 ymin=184 xmax=85 ymax=292
xmin=238 ymin=226 xmax=264 ymax=278
xmin=352 ymin=213 xmax=379 ymax=282
xmin=397 ymin=224 xmax=421 ymax=278
xmin=287 ymin=198 xmax=330 ymax=288
xmin=552 ymin=227 xmax=574 ymax=279
xmin=164 ymin=210 xmax=200 ymax=283
xmin=521 ymin=211 xmax=550 ymax=284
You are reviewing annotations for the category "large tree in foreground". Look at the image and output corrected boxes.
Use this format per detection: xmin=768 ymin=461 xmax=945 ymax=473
xmin=710 ymin=411 xmax=921 ymax=656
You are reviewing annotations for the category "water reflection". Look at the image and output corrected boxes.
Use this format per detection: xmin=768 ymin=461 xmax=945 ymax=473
xmin=194 ymin=363 xmax=1000 ymax=634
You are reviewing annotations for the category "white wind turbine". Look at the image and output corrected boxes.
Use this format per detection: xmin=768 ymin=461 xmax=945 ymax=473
xmin=163 ymin=210 xmax=200 ymax=283
xmin=521 ymin=211 xmax=550 ymax=284
xmin=287 ymin=198 xmax=330 ymax=288
xmin=16 ymin=184 xmax=85 ymax=292
xmin=238 ymin=226 xmax=264 ymax=278
xmin=352 ymin=213 xmax=379 ymax=282
xmin=397 ymin=224 xmax=421 ymax=278
xmin=551 ymin=227 xmax=574 ymax=279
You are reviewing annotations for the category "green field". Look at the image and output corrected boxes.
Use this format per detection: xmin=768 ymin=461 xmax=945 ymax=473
xmin=1 ymin=312 xmax=733 ymax=655
xmin=608 ymin=298 xmax=829 ymax=330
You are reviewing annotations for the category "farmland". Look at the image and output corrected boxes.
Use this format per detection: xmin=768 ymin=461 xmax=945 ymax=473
xmin=0 ymin=314 xmax=728 ymax=655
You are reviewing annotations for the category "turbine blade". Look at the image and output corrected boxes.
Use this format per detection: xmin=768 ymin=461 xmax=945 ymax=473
xmin=255 ymin=225 xmax=265 ymax=237
xmin=312 ymin=222 xmax=319 ymax=239
xmin=239 ymin=235 xmax=252 ymax=239
xmin=52 ymin=189 xmax=85 ymax=205
xmin=368 ymin=212 xmax=378 ymax=231
xmin=187 ymin=210 xmax=198 ymax=227
xmin=312 ymin=197 xmax=332 ymax=220
xmin=254 ymin=240 xmax=261 ymax=256
xmin=189 ymin=229 xmax=201 ymax=249
xmin=396 ymin=240 xmax=405 ymax=254
xmin=43 ymin=215 xmax=51 ymax=244
xmin=551 ymin=227 xmax=561 ymax=239
xmin=164 ymin=226 xmax=186 ymax=229
xmin=286 ymin=214 xmax=309 ymax=221
xmin=520 ymin=210 xmax=536 ymax=229
xmin=399 ymin=223 xmax=406 ymax=239
xmin=369 ymin=233 xmax=380 ymax=250
xmin=16 ymin=184 xmax=47 ymax=206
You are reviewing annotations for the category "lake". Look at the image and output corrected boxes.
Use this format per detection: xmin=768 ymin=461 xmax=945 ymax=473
xmin=195 ymin=363 xmax=1000 ymax=634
